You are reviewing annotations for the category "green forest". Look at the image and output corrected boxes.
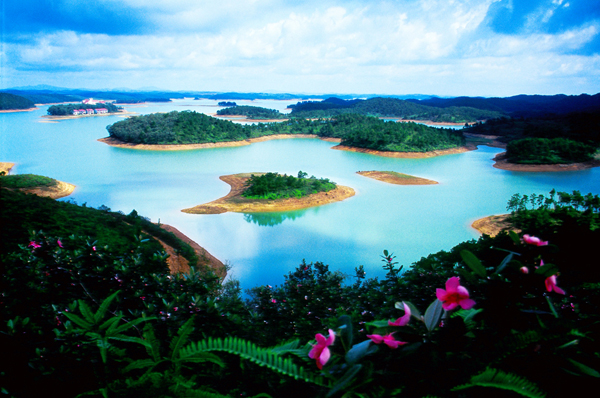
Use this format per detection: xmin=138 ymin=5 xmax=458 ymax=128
xmin=47 ymin=102 xmax=122 ymax=116
xmin=217 ymin=105 xmax=286 ymax=119
xmin=505 ymin=137 xmax=598 ymax=164
xmin=242 ymin=171 xmax=336 ymax=199
xmin=1 ymin=186 xmax=599 ymax=397
xmin=107 ymin=110 xmax=466 ymax=152
xmin=0 ymin=92 xmax=36 ymax=110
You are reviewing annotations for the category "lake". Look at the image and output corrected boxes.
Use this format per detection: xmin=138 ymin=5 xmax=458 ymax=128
xmin=2 ymin=99 xmax=599 ymax=290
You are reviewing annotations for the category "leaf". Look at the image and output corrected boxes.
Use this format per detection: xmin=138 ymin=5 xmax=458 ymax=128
xmin=170 ymin=318 xmax=195 ymax=361
xmin=452 ymin=367 xmax=546 ymax=398
xmin=336 ymin=315 xmax=353 ymax=353
xmin=326 ymin=364 xmax=362 ymax=398
xmin=495 ymin=253 xmax=514 ymax=274
xmin=346 ymin=340 xmax=377 ymax=365
xmin=567 ymin=359 xmax=600 ymax=377
xmin=99 ymin=316 xmax=121 ymax=332
xmin=78 ymin=301 xmax=96 ymax=324
xmin=460 ymin=250 xmax=486 ymax=278
xmin=424 ymin=299 xmax=444 ymax=332
xmin=509 ymin=230 xmax=521 ymax=244
xmin=94 ymin=290 xmax=120 ymax=323
xmin=111 ymin=316 xmax=154 ymax=335
xmin=535 ymin=263 xmax=559 ymax=277
xmin=62 ymin=312 xmax=93 ymax=330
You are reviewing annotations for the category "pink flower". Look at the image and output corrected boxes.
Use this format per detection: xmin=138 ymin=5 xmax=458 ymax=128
xmin=28 ymin=241 xmax=41 ymax=249
xmin=520 ymin=266 xmax=529 ymax=274
xmin=271 ymin=299 xmax=277 ymax=303
xmin=522 ymin=234 xmax=548 ymax=246
xmin=57 ymin=239 xmax=63 ymax=248
xmin=545 ymin=275 xmax=566 ymax=295
xmin=388 ymin=302 xmax=411 ymax=326
xmin=308 ymin=329 xmax=335 ymax=369
xmin=436 ymin=277 xmax=476 ymax=311
xmin=367 ymin=333 xmax=407 ymax=349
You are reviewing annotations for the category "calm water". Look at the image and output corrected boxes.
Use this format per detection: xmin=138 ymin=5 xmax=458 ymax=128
xmin=2 ymin=99 xmax=599 ymax=289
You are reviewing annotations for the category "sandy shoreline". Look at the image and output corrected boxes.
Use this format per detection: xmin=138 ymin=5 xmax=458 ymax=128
xmin=471 ymin=214 xmax=520 ymax=237
xmin=0 ymin=107 xmax=38 ymax=113
xmin=182 ymin=173 xmax=355 ymax=214
xmin=492 ymin=152 xmax=600 ymax=172
xmin=357 ymin=171 xmax=438 ymax=185
xmin=98 ymin=134 xmax=340 ymax=151
xmin=40 ymin=110 xmax=136 ymax=121
xmin=332 ymin=145 xmax=474 ymax=158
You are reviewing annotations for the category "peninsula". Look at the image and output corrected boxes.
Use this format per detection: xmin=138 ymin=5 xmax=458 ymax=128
xmin=0 ymin=171 xmax=75 ymax=199
xmin=182 ymin=173 xmax=355 ymax=214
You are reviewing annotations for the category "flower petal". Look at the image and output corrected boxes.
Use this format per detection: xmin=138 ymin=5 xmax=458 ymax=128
xmin=445 ymin=276 xmax=460 ymax=292
xmin=436 ymin=288 xmax=448 ymax=301
xmin=459 ymin=298 xmax=476 ymax=310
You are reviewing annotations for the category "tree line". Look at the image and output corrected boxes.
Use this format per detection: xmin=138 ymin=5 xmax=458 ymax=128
xmin=242 ymin=171 xmax=336 ymax=199
xmin=47 ymin=102 xmax=122 ymax=115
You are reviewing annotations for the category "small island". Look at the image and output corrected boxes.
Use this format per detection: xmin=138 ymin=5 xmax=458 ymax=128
xmin=0 ymin=173 xmax=75 ymax=199
xmin=182 ymin=172 xmax=355 ymax=214
xmin=471 ymin=214 xmax=520 ymax=237
xmin=357 ymin=170 xmax=438 ymax=185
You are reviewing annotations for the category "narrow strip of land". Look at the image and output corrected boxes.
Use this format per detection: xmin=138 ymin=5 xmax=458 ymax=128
xmin=492 ymin=152 xmax=600 ymax=172
xmin=332 ymin=144 xmax=473 ymax=158
xmin=357 ymin=171 xmax=438 ymax=185
xmin=182 ymin=173 xmax=355 ymax=214
xmin=471 ymin=214 xmax=520 ymax=237
xmin=0 ymin=108 xmax=38 ymax=113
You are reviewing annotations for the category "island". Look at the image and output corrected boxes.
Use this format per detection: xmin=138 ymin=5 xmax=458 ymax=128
xmin=471 ymin=214 xmax=520 ymax=237
xmin=216 ymin=105 xmax=286 ymax=120
xmin=0 ymin=92 xmax=37 ymax=112
xmin=357 ymin=171 xmax=438 ymax=185
xmin=0 ymin=173 xmax=75 ymax=199
xmin=102 ymin=110 xmax=469 ymax=157
xmin=182 ymin=172 xmax=355 ymax=214
xmin=44 ymin=102 xmax=123 ymax=118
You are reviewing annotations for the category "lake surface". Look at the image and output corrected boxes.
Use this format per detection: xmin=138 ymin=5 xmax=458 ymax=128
xmin=2 ymin=99 xmax=600 ymax=290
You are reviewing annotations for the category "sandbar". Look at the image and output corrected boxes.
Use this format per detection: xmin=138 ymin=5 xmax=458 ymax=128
xmin=471 ymin=214 xmax=520 ymax=237
xmin=182 ymin=173 xmax=355 ymax=214
xmin=0 ymin=108 xmax=38 ymax=113
xmin=357 ymin=171 xmax=438 ymax=185
xmin=492 ymin=152 xmax=600 ymax=172
xmin=99 ymin=134 xmax=340 ymax=151
xmin=332 ymin=144 xmax=474 ymax=158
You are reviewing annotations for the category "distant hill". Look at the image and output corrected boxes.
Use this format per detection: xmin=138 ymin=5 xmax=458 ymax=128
xmin=0 ymin=92 xmax=36 ymax=110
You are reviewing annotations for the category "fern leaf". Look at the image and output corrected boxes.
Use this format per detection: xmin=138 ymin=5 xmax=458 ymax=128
xmin=78 ymin=300 xmax=96 ymax=324
xmin=95 ymin=291 xmax=120 ymax=322
xmin=452 ymin=368 xmax=547 ymax=398
xmin=170 ymin=317 xmax=195 ymax=361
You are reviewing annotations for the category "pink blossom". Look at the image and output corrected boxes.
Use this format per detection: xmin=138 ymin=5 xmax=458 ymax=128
xmin=271 ymin=299 xmax=277 ymax=303
xmin=308 ymin=329 xmax=335 ymax=369
xmin=367 ymin=333 xmax=407 ymax=349
xmin=522 ymin=234 xmax=548 ymax=246
xmin=520 ymin=266 xmax=529 ymax=274
xmin=388 ymin=302 xmax=411 ymax=326
xmin=436 ymin=277 xmax=476 ymax=311
xmin=28 ymin=241 xmax=41 ymax=249
xmin=545 ymin=275 xmax=566 ymax=295
xmin=57 ymin=239 xmax=63 ymax=248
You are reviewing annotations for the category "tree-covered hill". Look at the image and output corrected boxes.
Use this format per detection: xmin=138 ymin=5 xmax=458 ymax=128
xmin=289 ymin=97 xmax=503 ymax=122
xmin=242 ymin=171 xmax=336 ymax=199
xmin=217 ymin=105 xmax=286 ymax=119
xmin=47 ymin=102 xmax=122 ymax=116
xmin=0 ymin=92 xmax=36 ymax=110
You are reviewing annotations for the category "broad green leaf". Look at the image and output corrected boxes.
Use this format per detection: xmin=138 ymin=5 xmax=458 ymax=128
xmin=326 ymin=364 xmax=362 ymax=398
xmin=495 ymin=253 xmax=514 ymax=274
xmin=336 ymin=315 xmax=353 ymax=353
xmin=424 ymin=299 xmax=444 ymax=332
xmin=567 ymin=359 xmax=600 ymax=377
xmin=170 ymin=318 xmax=195 ymax=361
xmin=94 ymin=290 xmax=120 ymax=322
xmin=78 ymin=301 xmax=96 ymax=324
xmin=509 ymin=230 xmax=521 ymax=244
xmin=535 ymin=263 xmax=559 ymax=277
xmin=62 ymin=312 xmax=93 ymax=330
xmin=99 ymin=316 xmax=121 ymax=332
xmin=397 ymin=301 xmax=421 ymax=320
xmin=460 ymin=250 xmax=487 ymax=278
xmin=112 ymin=316 xmax=154 ymax=335
xmin=345 ymin=340 xmax=377 ymax=365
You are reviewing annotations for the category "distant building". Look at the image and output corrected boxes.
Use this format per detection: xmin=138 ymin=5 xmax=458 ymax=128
xmin=72 ymin=109 xmax=85 ymax=115
xmin=95 ymin=108 xmax=108 ymax=114
xmin=86 ymin=109 xmax=95 ymax=114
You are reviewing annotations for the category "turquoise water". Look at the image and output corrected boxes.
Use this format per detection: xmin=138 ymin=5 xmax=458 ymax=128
xmin=2 ymin=99 xmax=600 ymax=289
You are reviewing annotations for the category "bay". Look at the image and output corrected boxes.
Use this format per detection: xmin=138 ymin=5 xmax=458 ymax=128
xmin=2 ymin=99 xmax=599 ymax=290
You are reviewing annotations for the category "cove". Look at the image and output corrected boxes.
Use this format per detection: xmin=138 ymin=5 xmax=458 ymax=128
xmin=2 ymin=99 xmax=600 ymax=290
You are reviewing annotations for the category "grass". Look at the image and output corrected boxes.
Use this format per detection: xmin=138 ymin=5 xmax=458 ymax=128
xmin=0 ymin=174 xmax=57 ymax=189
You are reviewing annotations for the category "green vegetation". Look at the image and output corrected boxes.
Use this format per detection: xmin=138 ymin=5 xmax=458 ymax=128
xmin=0 ymin=92 xmax=36 ymax=110
xmin=217 ymin=105 xmax=286 ymax=119
xmin=289 ymin=97 xmax=504 ymax=122
xmin=242 ymin=171 xmax=336 ymax=199
xmin=218 ymin=101 xmax=237 ymax=106
xmin=0 ymin=173 xmax=57 ymax=188
xmin=108 ymin=110 xmax=466 ymax=152
xmin=506 ymin=137 xmax=597 ymax=164
xmin=1 ymin=189 xmax=598 ymax=397
xmin=47 ymin=102 xmax=122 ymax=116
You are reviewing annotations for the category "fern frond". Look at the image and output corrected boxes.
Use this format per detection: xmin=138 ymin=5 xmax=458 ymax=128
xmin=170 ymin=317 xmax=195 ymax=360
xmin=452 ymin=367 xmax=547 ymax=398
xmin=182 ymin=337 xmax=331 ymax=387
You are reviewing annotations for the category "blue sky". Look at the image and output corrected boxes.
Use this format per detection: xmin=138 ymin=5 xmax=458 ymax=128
xmin=2 ymin=0 xmax=599 ymax=96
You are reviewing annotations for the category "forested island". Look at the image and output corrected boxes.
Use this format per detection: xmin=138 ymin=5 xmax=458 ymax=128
xmin=182 ymin=172 xmax=353 ymax=214
xmin=105 ymin=110 xmax=466 ymax=153
xmin=217 ymin=105 xmax=286 ymax=119
xmin=0 ymin=92 xmax=36 ymax=111
xmin=2 ymin=183 xmax=599 ymax=397
xmin=47 ymin=102 xmax=122 ymax=116
xmin=0 ymin=173 xmax=75 ymax=199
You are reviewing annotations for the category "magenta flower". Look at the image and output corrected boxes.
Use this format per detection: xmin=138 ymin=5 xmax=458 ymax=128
xmin=520 ymin=266 xmax=529 ymax=274
xmin=28 ymin=241 xmax=41 ymax=249
xmin=57 ymin=239 xmax=63 ymax=248
xmin=388 ymin=302 xmax=411 ymax=326
xmin=367 ymin=333 xmax=407 ymax=349
xmin=309 ymin=329 xmax=335 ymax=369
xmin=545 ymin=275 xmax=566 ymax=295
xmin=522 ymin=234 xmax=548 ymax=246
xmin=436 ymin=277 xmax=476 ymax=311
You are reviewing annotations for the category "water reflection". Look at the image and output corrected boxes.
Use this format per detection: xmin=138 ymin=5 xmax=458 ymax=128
xmin=243 ymin=211 xmax=304 ymax=226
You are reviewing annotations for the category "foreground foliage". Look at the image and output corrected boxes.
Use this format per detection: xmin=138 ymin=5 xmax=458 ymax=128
xmin=1 ymin=189 xmax=599 ymax=397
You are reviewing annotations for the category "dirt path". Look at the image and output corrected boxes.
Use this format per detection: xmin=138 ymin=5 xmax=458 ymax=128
xmin=357 ymin=171 xmax=438 ymax=185
xmin=182 ymin=173 xmax=355 ymax=214
xmin=492 ymin=152 xmax=600 ymax=172
xmin=471 ymin=214 xmax=520 ymax=237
